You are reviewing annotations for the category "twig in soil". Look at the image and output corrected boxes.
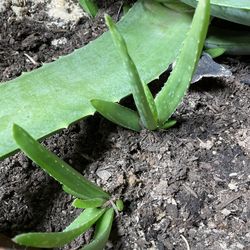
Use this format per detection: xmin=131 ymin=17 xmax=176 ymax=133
xmin=183 ymin=184 xmax=198 ymax=199
xmin=116 ymin=2 xmax=124 ymax=21
xmin=180 ymin=235 xmax=191 ymax=250
xmin=216 ymin=193 xmax=242 ymax=211
xmin=24 ymin=53 xmax=38 ymax=65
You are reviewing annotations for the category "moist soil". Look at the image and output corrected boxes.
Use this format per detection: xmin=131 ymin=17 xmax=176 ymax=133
xmin=0 ymin=1 xmax=250 ymax=250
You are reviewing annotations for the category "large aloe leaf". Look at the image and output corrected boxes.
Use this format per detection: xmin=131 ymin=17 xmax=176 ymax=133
xmin=0 ymin=0 xmax=193 ymax=159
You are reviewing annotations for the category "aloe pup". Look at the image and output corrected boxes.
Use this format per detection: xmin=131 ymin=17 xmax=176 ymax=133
xmin=12 ymin=124 xmax=123 ymax=249
xmin=92 ymin=0 xmax=210 ymax=131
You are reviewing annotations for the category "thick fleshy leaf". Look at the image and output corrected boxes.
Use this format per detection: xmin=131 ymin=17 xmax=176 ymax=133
xmin=79 ymin=0 xmax=98 ymax=17
xmin=91 ymin=99 xmax=141 ymax=131
xmin=0 ymin=0 xmax=193 ymax=159
xmin=205 ymin=47 xmax=226 ymax=58
xmin=81 ymin=208 xmax=114 ymax=250
xmin=155 ymin=0 xmax=210 ymax=125
xmin=105 ymin=15 xmax=157 ymax=130
xmin=72 ymin=198 xmax=106 ymax=208
xmin=181 ymin=0 xmax=250 ymax=26
xmin=12 ymin=124 xmax=110 ymax=200
xmin=13 ymin=208 xmax=105 ymax=248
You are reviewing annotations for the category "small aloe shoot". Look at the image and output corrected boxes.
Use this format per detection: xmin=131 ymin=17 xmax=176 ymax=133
xmin=13 ymin=208 xmax=105 ymax=248
xmin=155 ymin=0 xmax=210 ymax=125
xmin=79 ymin=0 xmax=98 ymax=17
xmin=81 ymin=208 xmax=114 ymax=250
xmin=12 ymin=124 xmax=123 ymax=249
xmin=12 ymin=124 xmax=109 ymax=200
xmin=92 ymin=0 xmax=210 ymax=131
xmin=108 ymin=15 xmax=157 ymax=130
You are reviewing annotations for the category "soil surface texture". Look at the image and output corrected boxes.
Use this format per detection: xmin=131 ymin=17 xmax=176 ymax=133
xmin=0 ymin=1 xmax=249 ymax=250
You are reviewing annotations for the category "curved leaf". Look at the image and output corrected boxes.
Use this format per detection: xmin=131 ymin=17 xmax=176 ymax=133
xmin=105 ymin=15 xmax=157 ymax=130
xmin=81 ymin=208 xmax=114 ymax=250
xmin=155 ymin=0 xmax=210 ymax=125
xmin=12 ymin=124 xmax=110 ymax=200
xmin=0 ymin=0 xmax=193 ymax=159
xmin=72 ymin=198 xmax=106 ymax=208
xmin=13 ymin=208 xmax=105 ymax=248
xmin=91 ymin=99 xmax=141 ymax=131
xmin=79 ymin=0 xmax=98 ymax=17
xmin=181 ymin=0 xmax=250 ymax=26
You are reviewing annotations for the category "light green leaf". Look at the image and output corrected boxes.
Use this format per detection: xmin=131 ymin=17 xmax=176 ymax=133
xmin=0 ymin=1 xmax=193 ymax=159
xmin=205 ymin=47 xmax=226 ymax=58
xmin=12 ymin=124 xmax=110 ymax=200
xmin=115 ymin=199 xmax=124 ymax=212
xmin=72 ymin=198 xmax=106 ymax=208
xmin=81 ymin=208 xmax=114 ymax=250
xmin=105 ymin=14 xmax=157 ymax=130
xmin=155 ymin=0 xmax=210 ymax=125
xmin=79 ymin=0 xmax=98 ymax=17
xmin=161 ymin=119 xmax=177 ymax=129
xmin=180 ymin=0 xmax=250 ymax=26
xmin=91 ymin=99 xmax=141 ymax=131
xmin=13 ymin=208 xmax=105 ymax=248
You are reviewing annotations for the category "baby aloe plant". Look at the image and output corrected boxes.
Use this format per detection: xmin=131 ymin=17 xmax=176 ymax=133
xmin=12 ymin=124 xmax=122 ymax=249
xmin=91 ymin=0 xmax=210 ymax=131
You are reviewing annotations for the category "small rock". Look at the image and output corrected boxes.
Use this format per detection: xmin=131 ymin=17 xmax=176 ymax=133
xmin=51 ymin=38 xmax=68 ymax=47
xmin=228 ymin=181 xmax=238 ymax=191
xmin=199 ymin=139 xmax=214 ymax=150
xmin=229 ymin=172 xmax=238 ymax=178
xmin=221 ymin=208 xmax=231 ymax=217
xmin=96 ymin=169 xmax=111 ymax=182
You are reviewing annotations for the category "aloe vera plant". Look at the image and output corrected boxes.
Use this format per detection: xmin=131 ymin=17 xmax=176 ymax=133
xmin=92 ymin=0 xmax=210 ymax=131
xmin=10 ymin=1 xmax=211 ymax=247
xmin=1 ymin=0 xmax=250 ymax=160
xmin=12 ymin=124 xmax=120 ymax=249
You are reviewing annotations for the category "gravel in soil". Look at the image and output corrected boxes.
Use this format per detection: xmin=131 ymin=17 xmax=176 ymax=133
xmin=0 ymin=1 xmax=249 ymax=250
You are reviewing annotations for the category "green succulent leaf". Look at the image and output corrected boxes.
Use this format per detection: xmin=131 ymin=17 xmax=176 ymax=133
xmin=72 ymin=198 xmax=106 ymax=208
xmin=0 ymin=0 xmax=194 ymax=160
xmin=12 ymin=124 xmax=110 ymax=200
xmin=13 ymin=208 xmax=105 ymax=248
xmin=155 ymin=0 xmax=210 ymax=125
xmin=105 ymin=14 xmax=158 ymax=130
xmin=81 ymin=208 xmax=114 ymax=250
xmin=115 ymin=199 xmax=124 ymax=212
xmin=205 ymin=47 xmax=226 ymax=58
xmin=161 ymin=119 xmax=177 ymax=129
xmin=180 ymin=0 xmax=250 ymax=26
xmin=79 ymin=0 xmax=98 ymax=17
xmin=91 ymin=99 xmax=141 ymax=132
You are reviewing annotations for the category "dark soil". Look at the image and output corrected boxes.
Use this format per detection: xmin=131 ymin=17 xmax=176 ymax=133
xmin=0 ymin=1 xmax=249 ymax=250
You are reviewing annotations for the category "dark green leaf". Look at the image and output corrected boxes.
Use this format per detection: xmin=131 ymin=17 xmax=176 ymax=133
xmin=72 ymin=198 xmax=106 ymax=208
xmin=91 ymin=99 xmax=141 ymax=131
xmin=81 ymin=208 xmax=114 ymax=250
xmin=13 ymin=208 xmax=105 ymax=248
xmin=12 ymin=124 xmax=110 ymax=200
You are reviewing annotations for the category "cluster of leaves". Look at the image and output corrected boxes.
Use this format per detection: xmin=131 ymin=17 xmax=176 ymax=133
xmin=1 ymin=0 xmax=249 ymax=249
xmin=11 ymin=0 xmax=211 ymax=248
xmin=12 ymin=124 xmax=123 ymax=249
